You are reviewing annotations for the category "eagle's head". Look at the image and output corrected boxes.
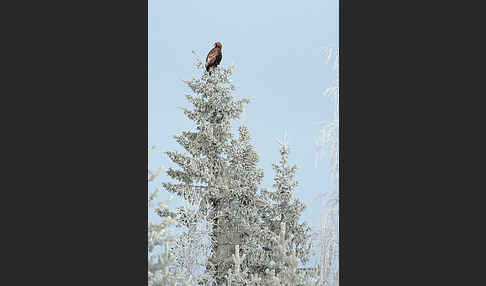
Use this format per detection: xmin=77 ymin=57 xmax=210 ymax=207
xmin=215 ymin=42 xmax=222 ymax=49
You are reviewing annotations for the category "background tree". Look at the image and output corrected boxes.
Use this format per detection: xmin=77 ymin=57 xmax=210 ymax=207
xmin=148 ymin=196 xmax=192 ymax=286
xmin=148 ymin=147 xmax=193 ymax=286
xmin=314 ymin=45 xmax=339 ymax=286
xmin=170 ymin=196 xmax=215 ymax=284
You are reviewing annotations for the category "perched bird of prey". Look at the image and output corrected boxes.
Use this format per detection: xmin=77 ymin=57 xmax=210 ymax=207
xmin=205 ymin=42 xmax=222 ymax=73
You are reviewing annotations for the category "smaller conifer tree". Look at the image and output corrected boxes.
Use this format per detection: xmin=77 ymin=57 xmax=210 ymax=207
xmin=256 ymin=135 xmax=313 ymax=277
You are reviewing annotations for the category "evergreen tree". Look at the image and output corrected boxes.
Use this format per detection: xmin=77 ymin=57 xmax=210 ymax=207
xmin=223 ymin=136 xmax=316 ymax=285
xmin=257 ymin=135 xmax=313 ymax=276
xmin=162 ymin=64 xmax=266 ymax=284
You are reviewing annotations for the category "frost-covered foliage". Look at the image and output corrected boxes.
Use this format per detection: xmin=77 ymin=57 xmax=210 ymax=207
xmin=163 ymin=63 xmax=270 ymax=285
xmin=157 ymin=54 xmax=326 ymax=285
xmin=266 ymin=223 xmax=319 ymax=286
xmin=315 ymin=46 xmax=339 ymax=185
xmin=170 ymin=197 xmax=215 ymax=284
xmin=257 ymin=135 xmax=313 ymax=275
xmin=314 ymin=200 xmax=338 ymax=286
xmin=228 ymin=223 xmax=320 ymax=286
xmin=148 ymin=156 xmax=194 ymax=286
xmin=314 ymin=46 xmax=339 ymax=286
xmin=148 ymin=204 xmax=195 ymax=285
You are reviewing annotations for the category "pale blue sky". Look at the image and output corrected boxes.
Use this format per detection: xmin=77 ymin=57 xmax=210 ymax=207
xmin=148 ymin=0 xmax=338 ymax=229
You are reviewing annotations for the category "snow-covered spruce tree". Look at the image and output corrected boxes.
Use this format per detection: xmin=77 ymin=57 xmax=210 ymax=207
xmin=256 ymin=136 xmax=314 ymax=280
xmin=163 ymin=63 xmax=268 ymax=285
xmin=261 ymin=137 xmax=312 ymax=273
xmin=314 ymin=45 xmax=339 ymax=286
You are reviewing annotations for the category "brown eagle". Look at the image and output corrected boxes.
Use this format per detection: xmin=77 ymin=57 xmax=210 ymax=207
xmin=205 ymin=42 xmax=222 ymax=73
